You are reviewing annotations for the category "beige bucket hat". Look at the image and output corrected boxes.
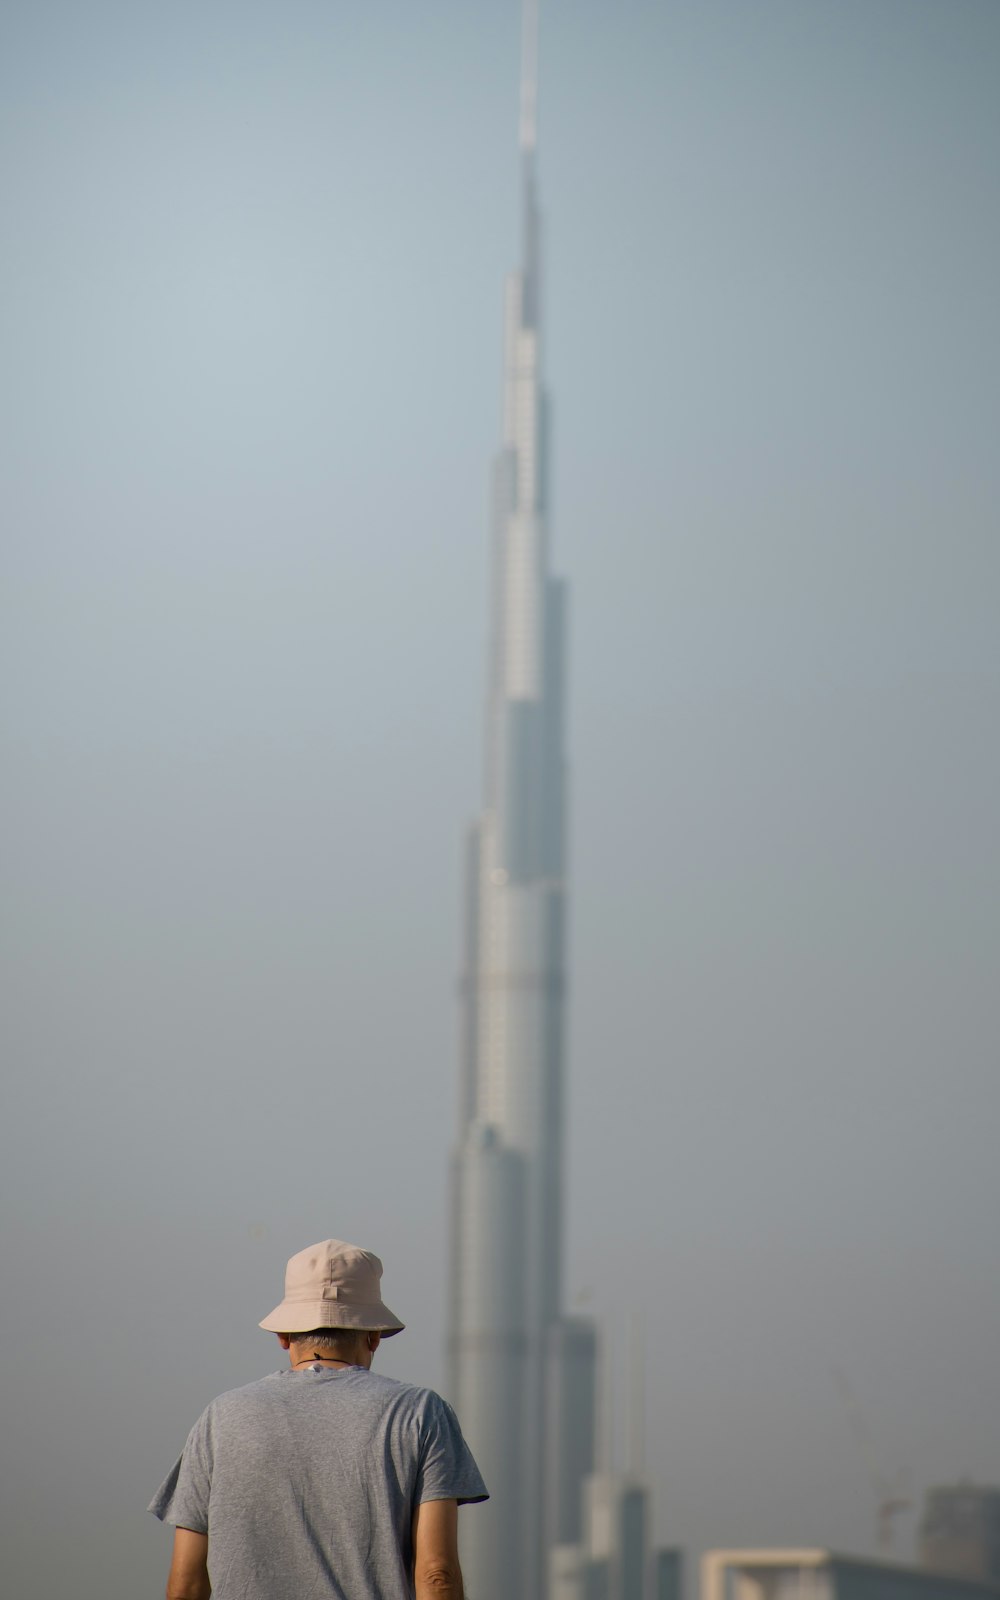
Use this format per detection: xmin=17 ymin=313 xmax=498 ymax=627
xmin=260 ymin=1238 xmax=405 ymax=1337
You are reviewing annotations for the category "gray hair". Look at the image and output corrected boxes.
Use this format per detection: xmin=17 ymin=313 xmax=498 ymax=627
xmin=287 ymin=1327 xmax=369 ymax=1355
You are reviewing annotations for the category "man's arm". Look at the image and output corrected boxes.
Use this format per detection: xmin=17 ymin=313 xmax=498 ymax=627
xmin=412 ymin=1498 xmax=463 ymax=1600
xmin=166 ymin=1528 xmax=211 ymax=1600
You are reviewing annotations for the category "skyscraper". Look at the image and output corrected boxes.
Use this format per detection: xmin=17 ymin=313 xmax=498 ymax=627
xmin=445 ymin=4 xmax=595 ymax=1598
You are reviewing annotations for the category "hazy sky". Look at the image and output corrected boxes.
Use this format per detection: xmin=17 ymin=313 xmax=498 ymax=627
xmin=2 ymin=2 xmax=999 ymax=1596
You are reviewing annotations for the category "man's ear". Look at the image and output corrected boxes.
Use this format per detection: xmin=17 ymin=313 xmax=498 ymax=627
xmin=277 ymin=1333 xmax=292 ymax=1351
xmin=368 ymin=1332 xmax=381 ymax=1355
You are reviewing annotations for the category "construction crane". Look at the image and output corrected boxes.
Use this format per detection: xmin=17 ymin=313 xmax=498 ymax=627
xmin=831 ymin=1366 xmax=912 ymax=1556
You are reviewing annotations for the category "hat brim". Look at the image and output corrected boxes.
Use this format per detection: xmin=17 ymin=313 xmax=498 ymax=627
xmin=259 ymin=1299 xmax=405 ymax=1336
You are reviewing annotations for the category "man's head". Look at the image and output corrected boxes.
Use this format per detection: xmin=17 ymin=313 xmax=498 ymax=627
xmin=259 ymin=1238 xmax=405 ymax=1343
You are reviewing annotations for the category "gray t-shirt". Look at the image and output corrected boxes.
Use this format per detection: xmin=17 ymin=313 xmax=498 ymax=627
xmin=149 ymin=1366 xmax=488 ymax=1600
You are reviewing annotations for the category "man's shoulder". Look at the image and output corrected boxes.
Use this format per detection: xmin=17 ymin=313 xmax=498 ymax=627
xmin=200 ymin=1372 xmax=287 ymax=1417
xmin=364 ymin=1371 xmax=450 ymax=1410
xmin=364 ymin=1373 xmax=464 ymax=1431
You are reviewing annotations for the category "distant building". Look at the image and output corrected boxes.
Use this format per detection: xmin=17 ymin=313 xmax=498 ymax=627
xmin=587 ymin=1474 xmax=649 ymax=1600
xmin=550 ymin=1472 xmax=682 ymax=1600
xmin=654 ymin=1547 xmax=684 ymax=1600
xmin=702 ymin=1548 xmax=1000 ymax=1600
xmin=446 ymin=3 xmax=594 ymax=1598
xmin=919 ymin=1486 xmax=1000 ymax=1587
xmin=544 ymin=1318 xmax=599 ymax=1551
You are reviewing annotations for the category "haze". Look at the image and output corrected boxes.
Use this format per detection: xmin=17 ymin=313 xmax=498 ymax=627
xmin=2 ymin=2 xmax=998 ymax=1597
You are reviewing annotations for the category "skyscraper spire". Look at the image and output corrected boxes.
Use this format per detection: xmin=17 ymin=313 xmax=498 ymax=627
xmin=447 ymin=6 xmax=597 ymax=1599
xmin=520 ymin=0 xmax=539 ymax=155
xmin=519 ymin=0 xmax=542 ymax=331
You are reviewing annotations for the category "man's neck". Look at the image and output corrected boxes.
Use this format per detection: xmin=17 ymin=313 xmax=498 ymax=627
xmin=290 ymin=1353 xmax=360 ymax=1371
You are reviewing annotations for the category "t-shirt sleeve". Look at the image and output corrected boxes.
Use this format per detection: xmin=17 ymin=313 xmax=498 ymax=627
xmin=147 ymin=1406 xmax=214 ymax=1532
xmin=414 ymin=1394 xmax=489 ymax=1506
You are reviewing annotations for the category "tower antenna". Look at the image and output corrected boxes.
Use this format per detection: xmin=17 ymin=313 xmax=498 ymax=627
xmin=520 ymin=0 xmax=539 ymax=154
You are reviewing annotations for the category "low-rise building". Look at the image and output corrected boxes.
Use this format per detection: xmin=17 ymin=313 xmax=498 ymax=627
xmin=702 ymin=1547 xmax=1000 ymax=1600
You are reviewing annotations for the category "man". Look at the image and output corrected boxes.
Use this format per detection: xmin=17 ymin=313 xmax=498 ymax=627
xmin=149 ymin=1238 xmax=487 ymax=1600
